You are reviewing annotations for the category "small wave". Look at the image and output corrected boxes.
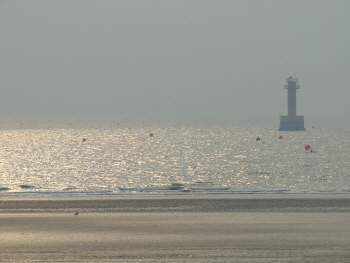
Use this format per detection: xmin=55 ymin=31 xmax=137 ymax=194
xmin=302 ymin=164 xmax=315 ymax=167
xmin=195 ymin=181 xmax=215 ymax=185
xmin=0 ymin=187 xmax=10 ymax=191
xmin=248 ymin=171 xmax=273 ymax=175
xmin=19 ymin=185 xmax=35 ymax=189
xmin=63 ymin=187 xmax=78 ymax=191
xmin=169 ymin=183 xmax=184 ymax=190
xmin=119 ymin=183 xmax=188 ymax=193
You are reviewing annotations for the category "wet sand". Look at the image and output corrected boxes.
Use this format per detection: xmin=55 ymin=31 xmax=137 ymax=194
xmin=1 ymin=197 xmax=350 ymax=262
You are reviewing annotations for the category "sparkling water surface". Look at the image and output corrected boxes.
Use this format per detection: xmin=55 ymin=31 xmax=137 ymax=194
xmin=0 ymin=116 xmax=349 ymax=196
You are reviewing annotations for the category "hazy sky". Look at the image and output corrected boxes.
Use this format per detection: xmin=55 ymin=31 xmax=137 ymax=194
xmin=1 ymin=1 xmax=349 ymax=119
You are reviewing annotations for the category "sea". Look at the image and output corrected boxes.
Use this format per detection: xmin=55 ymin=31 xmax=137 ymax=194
xmin=0 ymin=116 xmax=349 ymax=198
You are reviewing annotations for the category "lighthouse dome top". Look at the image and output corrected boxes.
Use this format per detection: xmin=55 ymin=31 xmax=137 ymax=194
xmin=285 ymin=75 xmax=300 ymax=89
xmin=286 ymin=75 xmax=298 ymax=83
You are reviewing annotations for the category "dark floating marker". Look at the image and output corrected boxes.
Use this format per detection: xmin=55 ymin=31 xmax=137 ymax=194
xmin=82 ymin=138 xmax=86 ymax=142
xmin=74 ymin=211 xmax=79 ymax=216
xmin=279 ymin=135 xmax=283 ymax=139
xmin=256 ymin=137 xmax=260 ymax=141
xmin=149 ymin=133 xmax=154 ymax=137
xmin=305 ymin=144 xmax=311 ymax=151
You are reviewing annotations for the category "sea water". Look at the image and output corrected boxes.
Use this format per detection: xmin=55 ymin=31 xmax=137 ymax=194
xmin=0 ymin=116 xmax=349 ymax=197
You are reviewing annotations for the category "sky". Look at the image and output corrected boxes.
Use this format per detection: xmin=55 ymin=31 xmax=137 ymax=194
xmin=1 ymin=0 xmax=349 ymax=119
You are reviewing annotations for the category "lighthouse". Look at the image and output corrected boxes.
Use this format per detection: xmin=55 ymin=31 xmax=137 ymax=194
xmin=279 ymin=75 xmax=305 ymax=131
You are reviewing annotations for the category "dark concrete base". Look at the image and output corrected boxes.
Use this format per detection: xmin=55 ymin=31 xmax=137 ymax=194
xmin=279 ymin=115 xmax=305 ymax=131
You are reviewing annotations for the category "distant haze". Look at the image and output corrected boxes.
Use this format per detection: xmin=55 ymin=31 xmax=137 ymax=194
xmin=1 ymin=1 xmax=349 ymax=119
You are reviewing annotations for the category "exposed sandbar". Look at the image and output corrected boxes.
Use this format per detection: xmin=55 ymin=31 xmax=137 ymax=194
xmin=1 ymin=212 xmax=350 ymax=262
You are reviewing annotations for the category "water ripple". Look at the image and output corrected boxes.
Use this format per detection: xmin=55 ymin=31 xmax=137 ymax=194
xmin=0 ymin=117 xmax=349 ymax=196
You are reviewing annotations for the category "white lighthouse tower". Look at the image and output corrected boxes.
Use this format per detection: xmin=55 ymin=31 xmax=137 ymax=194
xmin=279 ymin=75 xmax=305 ymax=131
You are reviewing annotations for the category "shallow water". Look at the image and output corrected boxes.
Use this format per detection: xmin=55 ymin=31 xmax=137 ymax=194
xmin=0 ymin=116 xmax=349 ymax=197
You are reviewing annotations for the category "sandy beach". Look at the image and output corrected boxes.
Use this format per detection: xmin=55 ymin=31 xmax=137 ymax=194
xmin=1 ymin=197 xmax=350 ymax=262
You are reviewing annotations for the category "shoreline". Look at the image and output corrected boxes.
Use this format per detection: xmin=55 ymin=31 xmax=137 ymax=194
xmin=2 ymin=192 xmax=350 ymax=199
xmin=1 ymin=195 xmax=350 ymax=213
